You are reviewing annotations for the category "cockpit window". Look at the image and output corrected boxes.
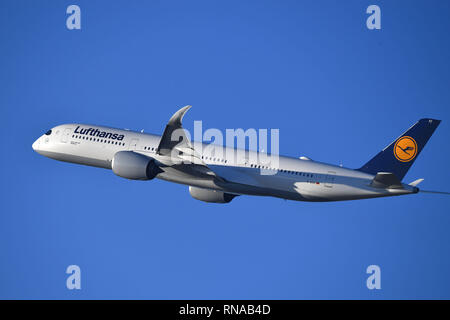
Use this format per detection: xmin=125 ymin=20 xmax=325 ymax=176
xmin=45 ymin=130 xmax=52 ymax=136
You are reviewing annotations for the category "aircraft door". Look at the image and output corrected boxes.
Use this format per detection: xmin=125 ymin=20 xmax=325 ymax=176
xmin=324 ymin=171 xmax=336 ymax=188
xmin=61 ymin=128 xmax=71 ymax=143
xmin=128 ymin=138 xmax=139 ymax=151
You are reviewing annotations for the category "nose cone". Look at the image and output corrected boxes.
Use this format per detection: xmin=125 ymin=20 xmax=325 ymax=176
xmin=32 ymin=138 xmax=40 ymax=152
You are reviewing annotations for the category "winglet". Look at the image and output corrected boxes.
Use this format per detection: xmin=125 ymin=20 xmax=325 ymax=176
xmin=157 ymin=105 xmax=192 ymax=156
xmin=168 ymin=105 xmax=191 ymax=127
xmin=409 ymin=178 xmax=424 ymax=187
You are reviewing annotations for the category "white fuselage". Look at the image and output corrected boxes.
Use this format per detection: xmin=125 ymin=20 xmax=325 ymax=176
xmin=32 ymin=123 xmax=417 ymax=202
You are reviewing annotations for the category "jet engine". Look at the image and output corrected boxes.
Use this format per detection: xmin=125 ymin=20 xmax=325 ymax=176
xmin=112 ymin=151 xmax=161 ymax=180
xmin=189 ymin=186 xmax=237 ymax=203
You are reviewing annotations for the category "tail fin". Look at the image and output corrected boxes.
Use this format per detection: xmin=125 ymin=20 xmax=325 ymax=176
xmin=358 ymin=118 xmax=441 ymax=180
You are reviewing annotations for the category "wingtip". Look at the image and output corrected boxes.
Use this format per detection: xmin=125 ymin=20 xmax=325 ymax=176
xmin=168 ymin=105 xmax=192 ymax=126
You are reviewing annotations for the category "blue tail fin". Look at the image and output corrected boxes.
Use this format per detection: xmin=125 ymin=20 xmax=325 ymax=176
xmin=358 ymin=118 xmax=441 ymax=180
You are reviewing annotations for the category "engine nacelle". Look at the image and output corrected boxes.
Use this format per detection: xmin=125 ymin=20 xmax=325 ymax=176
xmin=189 ymin=186 xmax=237 ymax=203
xmin=112 ymin=151 xmax=160 ymax=180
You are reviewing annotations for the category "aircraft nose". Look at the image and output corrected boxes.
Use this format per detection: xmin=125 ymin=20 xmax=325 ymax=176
xmin=32 ymin=138 xmax=40 ymax=151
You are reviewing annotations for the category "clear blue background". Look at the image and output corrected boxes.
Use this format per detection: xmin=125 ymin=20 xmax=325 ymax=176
xmin=1 ymin=0 xmax=449 ymax=299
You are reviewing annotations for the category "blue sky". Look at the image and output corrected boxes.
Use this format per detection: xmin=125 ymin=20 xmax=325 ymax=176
xmin=1 ymin=0 xmax=449 ymax=299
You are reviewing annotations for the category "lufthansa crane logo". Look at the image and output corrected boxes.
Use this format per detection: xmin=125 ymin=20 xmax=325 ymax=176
xmin=394 ymin=136 xmax=417 ymax=162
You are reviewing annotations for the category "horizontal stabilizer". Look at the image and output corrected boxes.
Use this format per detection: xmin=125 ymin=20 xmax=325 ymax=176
xmin=409 ymin=178 xmax=424 ymax=187
xmin=420 ymin=190 xmax=450 ymax=195
xmin=370 ymin=172 xmax=403 ymax=189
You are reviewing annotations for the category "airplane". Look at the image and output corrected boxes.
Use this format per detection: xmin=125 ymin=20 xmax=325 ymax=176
xmin=32 ymin=106 xmax=446 ymax=203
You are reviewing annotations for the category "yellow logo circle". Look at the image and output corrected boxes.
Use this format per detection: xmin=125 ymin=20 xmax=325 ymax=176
xmin=394 ymin=136 xmax=417 ymax=162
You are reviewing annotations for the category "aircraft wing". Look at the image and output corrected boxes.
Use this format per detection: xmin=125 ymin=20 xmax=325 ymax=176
xmin=155 ymin=106 xmax=226 ymax=182
xmin=156 ymin=105 xmax=193 ymax=156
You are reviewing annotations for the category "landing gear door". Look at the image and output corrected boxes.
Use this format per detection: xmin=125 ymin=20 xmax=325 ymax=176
xmin=128 ymin=138 xmax=139 ymax=151
xmin=324 ymin=171 xmax=336 ymax=188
